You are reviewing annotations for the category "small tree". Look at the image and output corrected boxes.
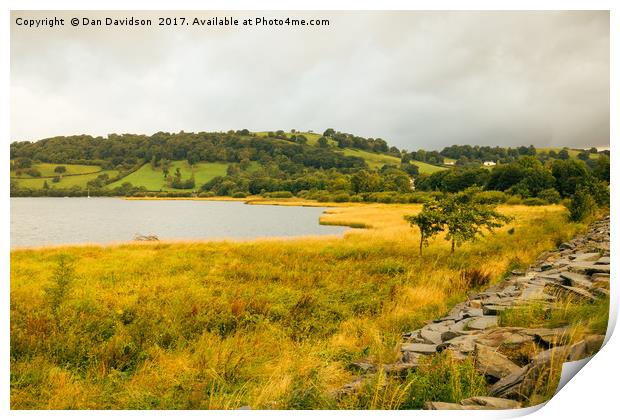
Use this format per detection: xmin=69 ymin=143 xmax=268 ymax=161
xmin=568 ymin=187 xmax=597 ymax=222
xmin=54 ymin=165 xmax=66 ymax=174
xmin=405 ymin=200 xmax=445 ymax=255
xmin=440 ymin=193 xmax=512 ymax=253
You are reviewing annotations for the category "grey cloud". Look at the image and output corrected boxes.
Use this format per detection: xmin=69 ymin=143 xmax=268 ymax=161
xmin=11 ymin=11 xmax=609 ymax=150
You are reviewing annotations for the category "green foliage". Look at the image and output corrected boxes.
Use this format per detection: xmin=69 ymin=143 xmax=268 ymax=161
xmin=537 ymin=188 xmax=561 ymax=204
xmin=400 ymin=353 xmax=487 ymax=409
xmin=405 ymin=200 xmax=445 ymax=255
xmin=44 ymin=255 xmax=76 ymax=324
xmin=440 ymin=191 xmax=512 ymax=253
xmin=568 ymin=187 xmax=597 ymax=222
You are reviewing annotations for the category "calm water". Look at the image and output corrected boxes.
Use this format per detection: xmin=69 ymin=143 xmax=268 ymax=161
xmin=10 ymin=198 xmax=346 ymax=248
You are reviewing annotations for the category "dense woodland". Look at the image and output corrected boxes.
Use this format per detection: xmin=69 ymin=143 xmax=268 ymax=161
xmin=10 ymin=129 xmax=610 ymax=211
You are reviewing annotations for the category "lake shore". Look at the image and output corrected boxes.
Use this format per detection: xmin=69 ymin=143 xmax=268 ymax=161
xmin=10 ymin=203 xmax=589 ymax=409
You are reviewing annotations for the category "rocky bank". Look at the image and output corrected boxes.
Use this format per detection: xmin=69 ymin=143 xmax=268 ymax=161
xmin=340 ymin=215 xmax=610 ymax=410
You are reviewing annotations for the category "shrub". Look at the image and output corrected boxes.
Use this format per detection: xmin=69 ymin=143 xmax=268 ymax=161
xmin=265 ymin=191 xmax=294 ymax=199
xmin=332 ymin=192 xmax=350 ymax=203
xmin=231 ymin=192 xmax=247 ymax=198
xmin=537 ymin=188 xmax=561 ymax=204
xmin=568 ymin=188 xmax=597 ymax=221
xmin=522 ymin=198 xmax=547 ymax=206
xmin=505 ymin=195 xmax=522 ymax=205
xmin=472 ymin=190 xmax=507 ymax=204
xmin=198 ymin=191 xmax=216 ymax=198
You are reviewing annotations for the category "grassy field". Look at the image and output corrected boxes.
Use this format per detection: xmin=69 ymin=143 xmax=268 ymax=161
xmin=10 ymin=163 xmax=102 ymax=178
xmin=10 ymin=203 xmax=586 ymax=409
xmin=13 ymin=170 xmax=119 ymax=189
xmin=536 ymin=147 xmax=600 ymax=160
xmin=107 ymin=161 xmax=228 ymax=191
xmin=341 ymin=149 xmax=446 ymax=174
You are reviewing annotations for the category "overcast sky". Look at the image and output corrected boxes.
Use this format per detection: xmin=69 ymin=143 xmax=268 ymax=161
xmin=11 ymin=11 xmax=609 ymax=150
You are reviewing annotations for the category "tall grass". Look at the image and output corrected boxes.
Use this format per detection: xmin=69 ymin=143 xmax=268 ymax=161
xmin=10 ymin=204 xmax=583 ymax=409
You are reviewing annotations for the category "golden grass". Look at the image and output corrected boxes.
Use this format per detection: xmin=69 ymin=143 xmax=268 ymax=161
xmin=10 ymin=203 xmax=584 ymax=409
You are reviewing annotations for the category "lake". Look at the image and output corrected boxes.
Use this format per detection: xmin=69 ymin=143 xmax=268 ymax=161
xmin=10 ymin=198 xmax=347 ymax=248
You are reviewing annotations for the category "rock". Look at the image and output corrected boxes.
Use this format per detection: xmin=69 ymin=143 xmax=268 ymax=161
xmin=401 ymin=343 xmax=438 ymax=355
xmin=540 ymin=263 xmax=553 ymax=271
xmin=466 ymin=316 xmax=498 ymax=330
xmin=383 ymin=362 xmax=418 ymax=376
xmin=547 ymin=284 xmax=596 ymax=302
xmin=569 ymin=263 xmax=610 ymax=275
xmin=469 ymin=300 xmax=482 ymax=309
xmin=440 ymin=331 xmax=460 ymax=342
xmin=559 ymin=242 xmax=575 ymax=250
xmin=523 ymin=327 xmax=571 ymax=347
xmin=488 ymin=365 xmax=529 ymax=400
xmin=559 ymin=272 xmax=592 ymax=289
xmin=420 ymin=327 xmax=444 ymax=345
xmin=349 ymin=361 xmax=376 ymax=373
xmin=474 ymin=344 xmax=521 ymax=380
xmin=460 ymin=396 xmax=522 ymax=409
xmin=483 ymin=305 xmax=509 ymax=315
xmin=438 ymin=333 xmax=481 ymax=354
xmin=238 ymin=406 xmax=252 ymax=410
xmin=424 ymin=402 xmax=475 ymax=410
xmin=595 ymin=256 xmax=610 ymax=265
xmin=591 ymin=273 xmax=610 ymax=281
xmin=571 ymin=252 xmax=601 ymax=262
xmin=462 ymin=307 xmax=484 ymax=318
xmin=585 ymin=335 xmax=605 ymax=354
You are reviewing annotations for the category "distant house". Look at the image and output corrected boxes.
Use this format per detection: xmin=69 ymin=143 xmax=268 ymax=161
xmin=444 ymin=161 xmax=455 ymax=166
xmin=483 ymin=161 xmax=497 ymax=167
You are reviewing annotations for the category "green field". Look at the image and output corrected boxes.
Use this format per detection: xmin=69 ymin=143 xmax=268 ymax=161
xmin=10 ymin=163 xmax=102 ymax=178
xmin=536 ymin=147 xmax=600 ymax=160
xmin=254 ymin=131 xmax=328 ymax=146
xmin=14 ymin=170 xmax=119 ymax=189
xmin=410 ymin=159 xmax=448 ymax=174
xmin=107 ymin=161 xmax=228 ymax=191
xmin=11 ymin=163 xmax=119 ymax=189
xmin=341 ymin=148 xmax=446 ymax=174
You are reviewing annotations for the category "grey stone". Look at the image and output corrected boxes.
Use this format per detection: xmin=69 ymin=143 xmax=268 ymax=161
xmin=569 ymin=263 xmax=610 ymax=275
xmin=420 ymin=327 xmax=444 ymax=345
xmin=571 ymin=252 xmax=601 ymax=262
xmin=548 ymin=284 xmax=596 ymax=302
xmin=595 ymin=256 xmax=610 ymax=265
xmin=467 ymin=316 xmax=498 ymax=330
xmin=460 ymin=396 xmax=522 ymax=409
xmin=401 ymin=343 xmax=438 ymax=355
xmin=424 ymin=402 xmax=474 ymax=410
xmin=474 ymin=344 xmax=521 ymax=380
xmin=559 ymin=272 xmax=592 ymax=289
xmin=383 ymin=362 xmax=418 ymax=376
xmin=349 ymin=361 xmax=376 ymax=373
xmin=523 ymin=327 xmax=570 ymax=347
xmin=483 ymin=305 xmax=509 ymax=315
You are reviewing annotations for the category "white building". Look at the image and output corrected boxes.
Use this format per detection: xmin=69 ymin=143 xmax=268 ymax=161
xmin=483 ymin=161 xmax=497 ymax=167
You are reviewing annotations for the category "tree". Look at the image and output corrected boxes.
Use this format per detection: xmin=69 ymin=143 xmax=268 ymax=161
xmin=568 ymin=187 xmax=597 ymax=221
xmin=440 ymin=193 xmax=512 ymax=253
xmin=404 ymin=200 xmax=445 ymax=255
xmin=317 ymin=137 xmax=329 ymax=148
xmin=323 ymin=128 xmax=336 ymax=137
xmin=54 ymin=165 xmax=66 ymax=174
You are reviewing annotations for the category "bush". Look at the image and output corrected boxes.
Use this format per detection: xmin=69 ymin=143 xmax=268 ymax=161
xmin=472 ymin=190 xmax=507 ymax=204
xmin=264 ymin=191 xmax=294 ymax=199
xmin=522 ymin=197 xmax=547 ymax=206
xmin=568 ymin=188 xmax=597 ymax=221
xmin=332 ymin=192 xmax=350 ymax=202
xmin=231 ymin=192 xmax=247 ymax=198
xmin=348 ymin=195 xmax=363 ymax=203
xmin=537 ymin=188 xmax=561 ymax=204
xmin=198 ymin=191 xmax=215 ymax=198
xmin=505 ymin=195 xmax=522 ymax=205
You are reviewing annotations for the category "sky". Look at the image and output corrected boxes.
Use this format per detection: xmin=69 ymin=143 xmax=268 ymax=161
xmin=10 ymin=11 xmax=610 ymax=150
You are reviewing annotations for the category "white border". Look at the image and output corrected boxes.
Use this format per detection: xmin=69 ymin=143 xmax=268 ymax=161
xmin=2 ymin=1 xmax=617 ymax=419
